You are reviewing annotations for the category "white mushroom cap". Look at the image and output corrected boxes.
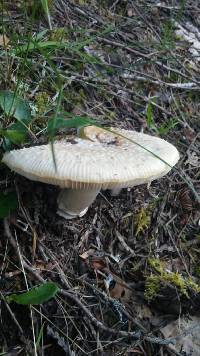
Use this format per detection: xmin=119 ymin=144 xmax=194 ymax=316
xmin=2 ymin=127 xmax=179 ymax=189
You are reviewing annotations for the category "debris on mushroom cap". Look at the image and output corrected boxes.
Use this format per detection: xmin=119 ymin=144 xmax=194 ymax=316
xmin=79 ymin=125 xmax=124 ymax=145
xmin=2 ymin=126 xmax=179 ymax=190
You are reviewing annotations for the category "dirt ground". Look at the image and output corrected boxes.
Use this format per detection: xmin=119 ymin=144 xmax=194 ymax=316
xmin=0 ymin=1 xmax=200 ymax=355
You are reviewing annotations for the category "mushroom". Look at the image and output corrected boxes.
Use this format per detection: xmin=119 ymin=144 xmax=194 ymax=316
xmin=2 ymin=126 xmax=179 ymax=219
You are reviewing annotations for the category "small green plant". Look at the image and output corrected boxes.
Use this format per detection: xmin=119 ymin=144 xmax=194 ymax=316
xmin=35 ymin=91 xmax=50 ymax=114
xmin=146 ymin=100 xmax=154 ymax=129
xmin=194 ymin=265 xmax=200 ymax=278
xmin=135 ymin=207 xmax=151 ymax=236
xmin=146 ymin=100 xmax=178 ymax=135
xmin=159 ymin=19 xmax=175 ymax=50
xmin=148 ymin=258 xmax=164 ymax=273
xmin=145 ymin=274 xmax=161 ymax=300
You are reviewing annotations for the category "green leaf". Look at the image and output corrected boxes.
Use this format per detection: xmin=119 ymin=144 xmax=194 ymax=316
xmin=0 ymin=192 xmax=18 ymax=218
xmin=0 ymin=91 xmax=32 ymax=144
xmin=6 ymin=282 xmax=59 ymax=305
xmin=4 ymin=122 xmax=28 ymax=144
xmin=0 ymin=90 xmax=32 ymax=122
xmin=47 ymin=115 xmax=96 ymax=136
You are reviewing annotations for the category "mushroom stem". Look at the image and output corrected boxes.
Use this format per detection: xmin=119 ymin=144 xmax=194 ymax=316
xmin=57 ymin=188 xmax=100 ymax=219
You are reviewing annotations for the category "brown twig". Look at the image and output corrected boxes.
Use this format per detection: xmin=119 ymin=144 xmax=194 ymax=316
xmin=115 ymin=230 xmax=136 ymax=256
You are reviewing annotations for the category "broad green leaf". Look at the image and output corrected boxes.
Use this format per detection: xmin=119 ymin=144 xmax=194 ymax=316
xmin=6 ymin=282 xmax=59 ymax=305
xmin=0 ymin=90 xmax=31 ymax=122
xmin=47 ymin=115 xmax=96 ymax=135
xmin=2 ymin=137 xmax=13 ymax=151
xmin=4 ymin=122 xmax=28 ymax=144
xmin=0 ymin=91 xmax=32 ymax=144
xmin=0 ymin=192 xmax=18 ymax=218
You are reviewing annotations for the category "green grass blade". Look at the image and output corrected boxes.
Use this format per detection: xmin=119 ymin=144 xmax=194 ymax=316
xmin=40 ymin=0 xmax=52 ymax=30
xmin=36 ymin=322 xmax=45 ymax=349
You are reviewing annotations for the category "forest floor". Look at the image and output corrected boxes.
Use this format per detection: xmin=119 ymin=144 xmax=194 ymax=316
xmin=0 ymin=1 xmax=200 ymax=355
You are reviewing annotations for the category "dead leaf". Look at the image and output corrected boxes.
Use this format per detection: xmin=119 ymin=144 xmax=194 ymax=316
xmin=89 ymin=256 xmax=107 ymax=270
xmin=33 ymin=260 xmax=55 ymax=272
xmin=4 ymin=270 xmax=22 ymax=278
xmin=80 ymin=249 xmax=107 ymax=270
xmin=79 ymin=248 xmax=95 ymax=260
xmin=161 ymin=316 xmax=200 ymax=355
xmin=127 ymin=8 xmax=135 ymax=17
xmin=106 ymin=275 xmax=133 ymax=303
xmin=0 ymin=34 xmax=9 ymax=47
xmin=185 ymin=151 xmax=199 ymax=167
xmin=183 ymin=127 xmax=196 ymax=143
xmin=165 ymin=258 xmax=188 ymax=273
xmin=135 ymin=303 xmax=152 ymax=320
xmin=72 ymin=105 xmax=85 ymax=116
xmin=109 ymin=282 xmax=132 ymax=304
